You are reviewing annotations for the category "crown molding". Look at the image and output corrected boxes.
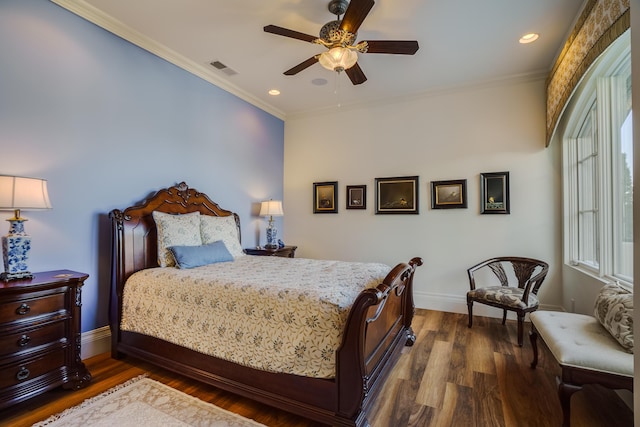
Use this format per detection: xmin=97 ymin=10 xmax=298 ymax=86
xmin=50 ymin=0 xmax=286 ymax=120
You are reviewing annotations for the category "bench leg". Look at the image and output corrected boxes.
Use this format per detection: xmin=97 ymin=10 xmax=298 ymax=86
xmin=517 ymin=314 xmax=524 ymax=346
xmin=558 ymin=377 xmax=581 ymax=427
xmin=529 ymin=333 xmax=538 ymax=368
xmin=529 ymin=325 xmax=538 ymax=368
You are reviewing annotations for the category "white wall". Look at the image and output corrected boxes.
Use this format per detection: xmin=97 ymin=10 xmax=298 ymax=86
xmin=284 ymin=77 xmax=563 ymax=316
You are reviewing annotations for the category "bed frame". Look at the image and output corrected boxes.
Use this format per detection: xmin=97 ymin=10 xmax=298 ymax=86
xmin=109 ymin=182 xmax=422 ymax=427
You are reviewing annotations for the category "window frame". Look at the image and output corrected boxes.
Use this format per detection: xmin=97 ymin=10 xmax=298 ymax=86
xmin=562 ymin=31 xmax=632 ymax=286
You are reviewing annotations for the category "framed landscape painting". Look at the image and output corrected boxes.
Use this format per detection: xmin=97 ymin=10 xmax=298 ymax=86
xmin=375 ymin=176 xmax=419 ymax=214
xmin=431 ymin=179 xmax=467 ymax=209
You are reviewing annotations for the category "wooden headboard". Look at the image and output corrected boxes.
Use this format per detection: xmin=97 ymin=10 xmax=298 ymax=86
xmin=108 ymin=182 xmax=240 ymax=326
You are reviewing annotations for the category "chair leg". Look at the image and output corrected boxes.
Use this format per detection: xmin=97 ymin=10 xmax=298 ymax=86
xmin=502 ymin=309 xmax=507 ymax=325
xmin=467 ymin=301 xmax=473 ymax=328
xmin=517 ymin=314 xmax=524 ymax=346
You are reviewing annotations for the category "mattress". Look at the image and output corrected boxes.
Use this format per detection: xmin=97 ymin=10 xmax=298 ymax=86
xmin=121 ymin=255 xmax=390 ymax=378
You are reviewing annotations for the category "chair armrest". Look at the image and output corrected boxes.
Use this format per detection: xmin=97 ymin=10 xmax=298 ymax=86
xmin=521 ymin=267 xmax=549 ymax=304
xmin=467 ymin=258 xmax=501 ymax=290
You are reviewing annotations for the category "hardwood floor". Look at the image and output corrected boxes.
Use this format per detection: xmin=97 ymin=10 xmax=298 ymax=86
xmin=2 ymin=309 xmax=633 ymax=426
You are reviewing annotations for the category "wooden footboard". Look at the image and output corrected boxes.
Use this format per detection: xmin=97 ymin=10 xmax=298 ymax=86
xmin=336 ymin=258 xmax=422 ymax=422
xmin=109 ymin=182 xmax=423 ymax=427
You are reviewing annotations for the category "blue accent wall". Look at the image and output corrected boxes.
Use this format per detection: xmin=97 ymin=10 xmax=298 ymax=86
xmin=0 ymin=0 xmax=284 ymax=332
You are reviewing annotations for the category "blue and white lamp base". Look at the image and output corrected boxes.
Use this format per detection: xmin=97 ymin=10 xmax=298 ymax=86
xmin=265 ymin=222 xmax=278 ymax=249
xmin=1 ymin=219 xmax=33 ymax=281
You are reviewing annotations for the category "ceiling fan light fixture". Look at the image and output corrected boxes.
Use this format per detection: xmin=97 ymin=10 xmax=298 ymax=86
xmin=319 ymin=47 xmax=358 ymax=72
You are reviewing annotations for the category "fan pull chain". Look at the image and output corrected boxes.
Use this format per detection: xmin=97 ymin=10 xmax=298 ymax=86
xmin=334 ymin=71 xmax=342 ymax=108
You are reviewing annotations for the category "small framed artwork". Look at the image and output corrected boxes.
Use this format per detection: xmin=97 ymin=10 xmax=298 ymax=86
xmin=375 ymin=176 xmax=419 ymax=214
xmin=480 ymin=172 xmax=510 ymax=214
xmin=346 ymin=185 xmax=366 ymax=210
xmin=313 ymin=181 xmax=338 ymax=213
xmin=431 ymin=179 xmax=467 ymax=209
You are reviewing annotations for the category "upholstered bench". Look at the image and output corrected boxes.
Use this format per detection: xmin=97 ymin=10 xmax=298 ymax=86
xmin=530 ymin=284 xmax=633 ymax=426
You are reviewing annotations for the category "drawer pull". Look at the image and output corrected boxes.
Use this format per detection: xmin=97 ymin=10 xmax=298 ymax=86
xmin=17 ymin=335 xmax=31 ymax=347
xmin=16 ymin=303 xmax=31 ymax=315
xmin=16 ymin=367 xmax=30 ymax=381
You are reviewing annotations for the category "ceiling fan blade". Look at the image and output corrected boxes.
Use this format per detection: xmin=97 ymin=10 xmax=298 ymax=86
xmin=345 ymin=63 xmax=367 ymax=85
xmin=340 ymin=0 xmax=375 ymax=34
xmin=363 ymin=40 xmax=419 ymax=55
xmin=264 ymin=25 xmax=317 ymax=43
xmin=284 ymin=57 xmax=319 ymax=75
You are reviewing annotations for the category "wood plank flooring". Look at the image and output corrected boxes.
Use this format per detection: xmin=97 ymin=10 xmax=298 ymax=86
xmin=1 ymin=309 xmax=633 ymax=426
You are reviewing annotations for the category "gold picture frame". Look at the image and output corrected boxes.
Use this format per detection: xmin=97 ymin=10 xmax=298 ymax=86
xmin=313 ymin=181 xmax=338 ymax=213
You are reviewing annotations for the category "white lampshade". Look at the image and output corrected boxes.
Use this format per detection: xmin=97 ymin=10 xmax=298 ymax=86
xmin=0 ymin=175 xmax=51 ymax=211
xmin=318 ymin=47 xmax=358 ymax=72
xmin=0 ymin=175 xmax=51 ymax=281
xmin=259 ymin=200 xmax=284 ymax=217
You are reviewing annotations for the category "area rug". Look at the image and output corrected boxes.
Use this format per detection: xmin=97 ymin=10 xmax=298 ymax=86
xmin=32 ymin=375 xmax=267 ymax=427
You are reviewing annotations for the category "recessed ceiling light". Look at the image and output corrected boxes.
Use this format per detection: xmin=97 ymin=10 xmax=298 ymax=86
xmin=519 ymin=33 xmax=539 ymax=44
xmin=268 ymin=89 xmax=280 ymax=96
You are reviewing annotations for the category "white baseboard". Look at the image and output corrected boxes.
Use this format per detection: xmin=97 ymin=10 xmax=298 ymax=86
xmin=414 ymin=290 xmax=564 ymax=320
xmin=81 ymin=325 xmax=111 ymax=359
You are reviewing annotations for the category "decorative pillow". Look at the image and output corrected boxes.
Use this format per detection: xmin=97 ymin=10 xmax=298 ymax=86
xmin=152 ymin=211 xmax=202 ymax=267
xmin=594 ymin=283 xmax=634 ymax=353
xmin=200 ymin=215 xmax=244 ymax=258
xmin=168 ymin=241 xmax=234 ymax=269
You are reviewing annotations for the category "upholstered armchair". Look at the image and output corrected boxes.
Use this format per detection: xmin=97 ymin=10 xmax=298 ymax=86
xmin=466 ymin=257 xmax=549 ymax=346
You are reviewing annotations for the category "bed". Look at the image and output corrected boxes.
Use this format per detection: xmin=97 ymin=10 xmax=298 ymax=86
xmin=109 ymin=182 xmax=422 ymax=427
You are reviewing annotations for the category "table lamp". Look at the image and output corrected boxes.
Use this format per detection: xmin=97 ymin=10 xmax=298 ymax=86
xmin=259 ymin=200 xmax=283 ymax=249
xmin=0 ymin=175 xmax=51 ymax=281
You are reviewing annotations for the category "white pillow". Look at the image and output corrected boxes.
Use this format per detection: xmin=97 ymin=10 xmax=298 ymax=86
xmin=200 ymin=215 xmax=244 ymax=258
xmin=152 ymin=211 xmax=202 ymax=267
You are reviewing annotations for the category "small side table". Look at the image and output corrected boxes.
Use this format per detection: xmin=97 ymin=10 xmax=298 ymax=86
xmin=245 ymin=246 xmax=297 ymax=258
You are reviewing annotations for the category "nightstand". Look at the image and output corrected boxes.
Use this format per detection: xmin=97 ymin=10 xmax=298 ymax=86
xmin=244 ymin=246 xmax=297 ymax=258
xmin=0 ymin=270 xmax=91 ymax=410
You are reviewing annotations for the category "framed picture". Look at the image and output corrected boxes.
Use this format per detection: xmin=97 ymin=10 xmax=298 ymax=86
xmin=346 ymin=185 xmax=366 ymax=210
xmin=431 ymin=179 xmax=467 ymax=209
xmin=313 ymin=181 xmax=338 ymax=213
xmin=375 ymin=176 xmax=419 ymax=214
xmin=480 ymin=172 xmax=510 ymax=214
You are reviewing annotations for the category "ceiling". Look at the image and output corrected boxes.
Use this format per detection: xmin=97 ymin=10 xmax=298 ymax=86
xmin=56 ymin=0 xmax=586 ymax=119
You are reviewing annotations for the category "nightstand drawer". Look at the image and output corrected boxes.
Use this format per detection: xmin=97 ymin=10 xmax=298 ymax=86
xmin=0 ymin=293 xmax=66 ymax=325
xmin=0 ymin=321 xmax=66 ymax=358
xmin=0 ymin=348 xmax=65 ymax=389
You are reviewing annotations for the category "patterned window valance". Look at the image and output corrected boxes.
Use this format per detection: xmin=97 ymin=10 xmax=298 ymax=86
xmin=546 ymin=0 xmax=629 ymax=146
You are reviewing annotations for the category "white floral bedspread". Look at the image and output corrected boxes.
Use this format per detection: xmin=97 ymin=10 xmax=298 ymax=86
xmin=121 ymin=256 xmax=390 ymax=378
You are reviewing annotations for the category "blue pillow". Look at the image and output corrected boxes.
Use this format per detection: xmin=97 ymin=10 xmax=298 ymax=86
xmin=168 ymin=241 xmax=234 ymax=269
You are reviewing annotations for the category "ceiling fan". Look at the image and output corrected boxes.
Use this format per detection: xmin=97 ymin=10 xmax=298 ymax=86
xmin=264 ymin=0 xmax=419 ymax=85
